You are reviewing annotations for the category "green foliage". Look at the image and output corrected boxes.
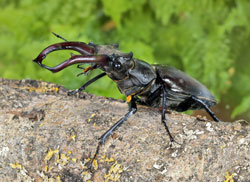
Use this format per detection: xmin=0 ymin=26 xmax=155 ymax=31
xmin=232 ymin=95 xmax=250 ymax=119
xmin=0 ymin=0 xmax=250 ymax=120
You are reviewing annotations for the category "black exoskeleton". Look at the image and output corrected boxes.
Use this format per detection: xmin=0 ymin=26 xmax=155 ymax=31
xmin=33 ymin=34 xmax=220 ymax=169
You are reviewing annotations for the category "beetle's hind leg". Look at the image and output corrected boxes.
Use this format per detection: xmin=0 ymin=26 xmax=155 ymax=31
xmin=162 ymin=86 xmax=180 ymax=145
xmin=191 ymin=96 xmax=220 ymax=122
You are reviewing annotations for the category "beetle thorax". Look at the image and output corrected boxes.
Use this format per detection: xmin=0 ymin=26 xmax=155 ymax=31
xmin=114 ymin=59 xmax=157 ymax=96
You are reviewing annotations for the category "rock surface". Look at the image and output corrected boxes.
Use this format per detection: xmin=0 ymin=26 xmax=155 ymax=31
xmin=0 ymin=78 xmax=249 ymax=182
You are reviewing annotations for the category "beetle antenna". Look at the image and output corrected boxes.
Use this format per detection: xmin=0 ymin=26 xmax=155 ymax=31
xmin=52 ymin=32 xmax=68 ymax=42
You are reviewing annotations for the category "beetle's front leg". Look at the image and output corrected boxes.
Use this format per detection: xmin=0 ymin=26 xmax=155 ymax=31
xmin=89 ymin=96 xmax=137 ymax=169
xmin=68 ymin=73 xmax=106 ymax=96
xmin=161 ymin=86 xmax=180 ymax=145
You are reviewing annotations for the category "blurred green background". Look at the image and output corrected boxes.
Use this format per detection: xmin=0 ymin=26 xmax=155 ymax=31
xmin=1 ymin=0 xmax=250 ymax=121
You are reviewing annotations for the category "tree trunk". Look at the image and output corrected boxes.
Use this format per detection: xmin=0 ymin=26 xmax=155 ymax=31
xmin=0 ymin=78 xmax=249 ymax=182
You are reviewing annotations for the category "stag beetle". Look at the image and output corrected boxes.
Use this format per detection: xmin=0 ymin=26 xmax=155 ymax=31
xmin=33 ymin=33 xmax=220 ymax=167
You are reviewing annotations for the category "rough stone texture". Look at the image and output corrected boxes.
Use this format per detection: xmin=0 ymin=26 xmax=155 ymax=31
xmin=0 ymin=78 xmax=249 ymax=182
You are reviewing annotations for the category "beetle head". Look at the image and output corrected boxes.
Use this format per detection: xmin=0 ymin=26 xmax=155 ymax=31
xmin=102 ymin=52 xmax=134 ymax=80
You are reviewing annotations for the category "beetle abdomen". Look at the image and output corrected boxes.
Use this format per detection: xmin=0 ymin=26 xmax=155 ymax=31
xmin=154 ymin=65 xmax=217 ymax=110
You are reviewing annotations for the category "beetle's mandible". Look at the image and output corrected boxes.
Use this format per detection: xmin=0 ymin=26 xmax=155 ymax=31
xmin=33 ymin=33 xmax=220 ymax=168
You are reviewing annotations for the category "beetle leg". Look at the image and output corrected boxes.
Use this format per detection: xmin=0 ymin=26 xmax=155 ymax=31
xmin=82 ymin=65 xmax=98 ymax=74
xmin=191 ymin=96 xmax=220 ymax=122
xmin=68 ymin=73 xmax=106 ymax=96
xmin=89 ymin=97 xmax=137 ymax=169
xmin=76 ymin=63 xmax=86 ymax=70
xmin=162 ymin=86 xmax=180 ymax=145
xmin=76 ymin=65 xmax=98 ymax=77
xmin=76 ymin=63 xmax=95 ymax=75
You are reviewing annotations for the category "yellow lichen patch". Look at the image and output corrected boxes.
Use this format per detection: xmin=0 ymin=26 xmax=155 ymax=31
xmin=220 ymin=143 xmax=227 ymax=150
xmin=71 ymin=134 xmax=76 ymax=141
xmin=83 ymin=171 xmax=90 ymax=176
xmin=105 ymin=157 xmax=115 ymax=163
xmin=80 ymin=157 xmax=91 ymax=170
xmin=101 ymin=154 xmax=106 ymax=159
xmin=10 ymin=162 xmax=23 ymax=169
xmin=100 ymin=155 xmax=115 ymax=163
xmin=104 ymin=161 xmax=124 ymax=182
xmin=224 ymin=172 xmax=235 ymax=182
xmin=84 ymin=158 xmax=91 ymax=163
xmin=10 ymin=162 xmax=29 ymax=178
xmin=56 ymin=175 xmax=61 ymax=182
xmin=59 ymin=153 xmax=71 ymax=166
xmin=20 ymin=84 xmax=59 ymax=93
xmin=93 ymin=159 xmax=98 ymax=170
xmin=82 ymin=171 xmax=92 ymax=182
xmin=88 ymin=113 xmax=96 ymax=122
xmin=56 ymin=152 xmax=60 ymax=164
xmin=41 ymin=148 xmax=82 ymax=180
xmin=43 ymin=165 xmax=49 ymax=172
xmin=44 ymin=148 xmax=59 ymax=162
xmin=43 ymin=148 xmax=73 ymax=172
xmin=72 ymin=158 xmax=77 ymax=163
xmin=40 ymin=175 xmax=58 ymax=182
xmin=43 ymin=164 xmax=53 ymax=173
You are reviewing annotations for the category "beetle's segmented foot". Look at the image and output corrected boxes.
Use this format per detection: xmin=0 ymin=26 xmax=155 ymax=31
xmin=196 ymin=116 xmax=206 ymax=122
xmin=87 ymin=143 xmax=101 ymax=172
xmin=77 ymin=72 xmax=85 ymax=77
xmin=87 ymin=160 xmax=95 ymax=173
xmin=167 ymin=133 xmax=181 ymax=147
xmin=77 ymin=63 xmax=85 ymax=70
xmin=81 ymin=156 xmax=96 ymax=174
xmin=67 ymin=89 xmax=79 ymax=96
xmin=213 ymin=117 xmax=221 ymax=122
xmin=169 ymin=137 xmax=181 ymax=147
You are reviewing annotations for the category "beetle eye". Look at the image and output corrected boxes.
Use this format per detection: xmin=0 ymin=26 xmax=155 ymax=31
xmin=114 ymin=63 xmax=121 ymax=70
